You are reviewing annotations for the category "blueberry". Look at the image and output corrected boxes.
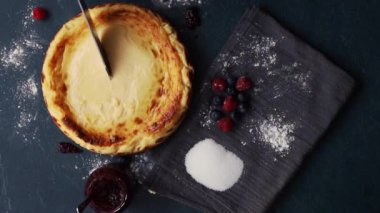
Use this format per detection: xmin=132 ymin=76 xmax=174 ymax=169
xmin=237 ymin=93 xmax=248 ymax=102
xmin=212 ymin=96 xmax=223 ymax=106
xmin=227 ymin=87 xmax=237 ymax=96
xmin=238 ymin=103 xmax=249 ymax=113
xmin=226 ymin=75 xmax=237 ymax=86
xmin=231 ymin=111 xmax=241 ymax=121
xmin=210 ymin=110 xmax=223 ymax=121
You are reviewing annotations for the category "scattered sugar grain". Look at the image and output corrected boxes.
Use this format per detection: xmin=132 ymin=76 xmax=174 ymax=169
xmin=80 ymin=156 xmax=111 ymax=180
xmin=147 ymin=189 xmax=157 ymax=195
xmin=129 ymin=153 xmax=154 ymax=183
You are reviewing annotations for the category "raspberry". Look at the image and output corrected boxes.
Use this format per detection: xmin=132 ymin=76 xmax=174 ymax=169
xmin=32 ymin=7 xmax=48 ymax=20
xmin=212 ymin=77 xmax=227 ymax=92
xmin=235 ymin=76 xmax=252 ymax=91
xmin=223 ymin=96 xmax=238 ymax=112
xmin=217 ymin=117 xmax=233 ymax=132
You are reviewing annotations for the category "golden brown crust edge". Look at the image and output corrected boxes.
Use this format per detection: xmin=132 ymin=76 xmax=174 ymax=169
xmin=41 ymin=3 xmax=193 ymax=155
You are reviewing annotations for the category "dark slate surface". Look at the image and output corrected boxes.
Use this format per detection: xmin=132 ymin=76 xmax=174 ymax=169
xmin=0 ymin=0 xmax=379 ymax=213
xmin=141 ymin=7 xmax=354 ymax=212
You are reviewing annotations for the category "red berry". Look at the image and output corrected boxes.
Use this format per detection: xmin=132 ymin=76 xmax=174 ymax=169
xmin=223 ymin=96 xmax=238 ymax=112
xmin=235 ymin=76 xmax=252 ymax=91
xmin=32 ymin=7 xmax=48 ymax=20
xmin=217 ymin=117 xmax=233 ymax=132
xmin=212 ymin=77 xmax=227 ymax=92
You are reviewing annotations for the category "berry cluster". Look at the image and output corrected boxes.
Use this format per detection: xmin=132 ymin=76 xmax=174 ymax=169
xmin=209 ymin=75 xmax=253 ymax=132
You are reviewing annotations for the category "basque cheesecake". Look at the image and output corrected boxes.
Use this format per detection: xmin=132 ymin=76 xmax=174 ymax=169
xmin=42 ymin=3 xmax=192 ymax=155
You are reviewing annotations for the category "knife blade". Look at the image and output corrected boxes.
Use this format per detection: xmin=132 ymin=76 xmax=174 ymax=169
xmin=77 ymin=0 xmax=112 ymax=78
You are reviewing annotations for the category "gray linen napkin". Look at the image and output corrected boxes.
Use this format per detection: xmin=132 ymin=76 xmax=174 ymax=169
xmin=131 ymin=7 xmax=355 ymax=213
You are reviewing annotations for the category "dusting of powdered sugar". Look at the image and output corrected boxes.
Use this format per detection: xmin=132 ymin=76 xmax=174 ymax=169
xmin=147 ymin=189 xmax=157 ymax=195
xmin=263 ymin=62 xmax=312 ymax=99
xmin=16 ymin=75 xmax=38 ymax=99
xmin=152 ymin=0 xmax=203 ymax=8
xmin=1 ymin=45 xmax=27 ymax=69
xmin=291 ymin=72 xmax=312 ymax=94
xmin=1 ymin=1 xmax=43 ymax=71
xmin=129 ymin=153 xmax=154 ymax=184
xmin=87 ymin=158 xmax=111 ymax=175
xmin=216 ymin=35 xmax=278 ymax=71
xmin=199 ymin=107 xmax=213 ymax=130
xmin=256 ymin=115 xmax=295 ymax=155
xmin=74 ymin=155 xmax=112 ymax=180
xmin=1 ymin=1 xmax=46 ymax=143
xmin=14 ymin=75 xmax=40 ymax=143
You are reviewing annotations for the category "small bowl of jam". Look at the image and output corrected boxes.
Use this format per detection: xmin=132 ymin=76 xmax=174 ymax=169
xmin=83 ymin=165 xmax=129 ymax=213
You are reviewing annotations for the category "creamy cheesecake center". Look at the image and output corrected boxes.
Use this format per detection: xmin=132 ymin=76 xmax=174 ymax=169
xmin=65 ymin=25 xmax=158 ymax=128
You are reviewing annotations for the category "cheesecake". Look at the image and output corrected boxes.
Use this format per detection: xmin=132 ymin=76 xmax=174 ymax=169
xmin=42 ymin=3 xmax=192 ymax=155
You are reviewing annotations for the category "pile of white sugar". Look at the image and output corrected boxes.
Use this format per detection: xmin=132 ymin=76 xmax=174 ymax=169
xmin=185 ymin=138 xmax=244 ymax=191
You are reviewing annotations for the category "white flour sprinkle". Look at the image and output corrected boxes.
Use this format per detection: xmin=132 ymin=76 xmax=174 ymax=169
xmin=147 ymin=189 xmax=157 ymax=195
xmin=1 ymin=0 xmax=43 ymax=71
xmin=14 ymin=113 xmax=39 ymax=143
xmin=14 ymin=75 xmax=40 ymax=143
xmin=199 ymin=108 xmax=212 ymax=129
xmin=17 ymin=111 xmax=34 ymax=128
xmin=217 ymin=35 xmax=278 ymax=71
xmin=16 ymin=75 xmax=38 ymax=99
xmin=1 ymin=46 xmax=27 ymax=69
xmin=152 ymin=0 xmax=203 ymax=8
xmin=240 ymin=141 xmax=247 ymax=146
xmin=87 ymin=158 xmax=111 ymax=174
xmin=0 ymin=31 xmax=43 ymax=71
xmin=266 ymin=62 xmax=312 ymax=99
xmin=1 ymin=1 xmax=45 ymax=144
xmin=22 ymin=1 xmax=34 ymax=29
xmin=129 ymin=153 xmax=154 ymax=183
xmin=185 ymin=138 xmax=244 ymax=191
xmin=24 ymin=33 xmax=43 ymax=50
xmin=77 ymin=156 xmax=111 ymax=180
xmin=258 ymin=115 xmax=295 ymax=154
xmin=292 ymin=71 xmax=311 ymax=93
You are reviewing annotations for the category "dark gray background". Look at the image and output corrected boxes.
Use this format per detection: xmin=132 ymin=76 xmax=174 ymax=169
xmin=0 ymin=0 xmax=379 ymax=212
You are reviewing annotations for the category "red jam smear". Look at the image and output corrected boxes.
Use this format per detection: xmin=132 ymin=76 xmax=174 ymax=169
xmin=58 ymin=142 xmax=83 ymax=153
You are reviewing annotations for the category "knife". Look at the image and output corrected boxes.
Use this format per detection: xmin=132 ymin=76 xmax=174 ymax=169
xmin=77 ymin=0 xmax=112 ymax=78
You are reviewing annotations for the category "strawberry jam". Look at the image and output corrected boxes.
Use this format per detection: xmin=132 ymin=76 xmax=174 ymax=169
xmin=85 ymin=166 xmax=129 ymax=213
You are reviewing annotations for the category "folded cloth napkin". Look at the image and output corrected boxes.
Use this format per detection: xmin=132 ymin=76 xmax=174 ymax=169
xmin=131 ymin=7 xmax=355 ymax=213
